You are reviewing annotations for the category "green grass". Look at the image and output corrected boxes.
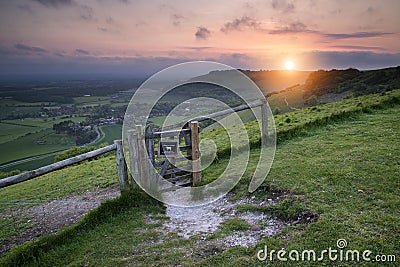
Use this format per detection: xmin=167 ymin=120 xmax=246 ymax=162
xmin=0 ymin=154 xmax=118 ymax=245
xmin=0 ymin=156 xmax=118 ymax=211
xmin=0 ymin=123 xmax=36 ymax=144
xmin=148 ymin=116 xmax=167 ymax=127
xmin=0 ymin=154 xmax=56 ymax=173
xmin=201 ymin=89 xmax=400 ymax=159
xmin=73 ymin=96 xmax=110 ymax=104
xmin=94 ymin=124 xmax=122 ymax=145
xmin=268 ymin=85 xmax=305 ymax=113
xmin=0 ymin=99 xmax=42 ymax=120
xmin=0 ymin=129 xmax=76 ymax=165
xmin=1 ymin=117 xmax=86 ymax=128
xmin=0 ymin=117 xmax=87 ymax=145
xmin=0 ymin=189 xmax=165 ymax=267
xmin=196 ymin=105 xmax=400 ymax=266
xmin=1 ymin=91 xmax=399 ymax=266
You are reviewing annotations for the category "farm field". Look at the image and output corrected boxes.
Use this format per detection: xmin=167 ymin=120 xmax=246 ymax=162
xmin=0 ymin=116 xmax=88 ymax=168
xmin=0 ymin=129 xmax=75 ymax=165
xmin=0 ymin=90 xmax=130 ymax=172
xmin=94 ymin=124 xmax=123 ymax=146
xmin=0 ymin=117 xmax=86 ymax=144
xmin=0 ymin=90 xmax=399 ymax=266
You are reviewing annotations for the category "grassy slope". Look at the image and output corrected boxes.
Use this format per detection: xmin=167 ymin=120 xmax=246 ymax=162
xmin=0 ymin=154 xmax=117 ymax=245
xmin=1 ymin=91 xmax=399 ymax=266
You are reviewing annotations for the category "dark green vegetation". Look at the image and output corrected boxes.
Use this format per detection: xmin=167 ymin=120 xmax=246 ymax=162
xmin=193 ymin=69 xmax=311 ymax=95
xmin=268 ymin=66 xmax=400 ymax=113
xmin=303 ymin=66 xmax=400 ymax=98
xmin=1 ymin=90 xmax=399 ymax=266
xmin=0 ymin=79 xmax=142 ymax=105
xmin=54 ymin=143 xmax=110 ymax=162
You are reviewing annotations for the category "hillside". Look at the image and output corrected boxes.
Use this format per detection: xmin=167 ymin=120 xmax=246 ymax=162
xmin=268 ymin=66 xmax=400 ymax=113
xmin=191 ymin=69 xmax=311 ymax=95
xmin=1 ymin=89 xmax=399 ymax=266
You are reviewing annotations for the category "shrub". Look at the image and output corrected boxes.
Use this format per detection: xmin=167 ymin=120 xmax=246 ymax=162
xmin=54 ymin=143 xmax=109 ymax=162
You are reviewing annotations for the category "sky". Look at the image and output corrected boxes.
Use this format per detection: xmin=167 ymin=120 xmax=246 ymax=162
xmin=0 ymin=0 xmax=400 ymax=79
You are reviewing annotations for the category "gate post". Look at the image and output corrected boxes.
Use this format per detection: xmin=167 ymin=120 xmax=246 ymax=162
xmin=190 ymin=121 xmax=201 ymax=186
xmin=114 ymin=140 xmax=130 ymax=192
xmin=261 ymin=101 xmax=268 ymax=146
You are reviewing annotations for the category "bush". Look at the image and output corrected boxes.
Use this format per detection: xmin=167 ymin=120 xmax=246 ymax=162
xmin=54 ymin=143 xmax=109 ymax=162
xmin=0 ymin=170 xmax=21 ymax=179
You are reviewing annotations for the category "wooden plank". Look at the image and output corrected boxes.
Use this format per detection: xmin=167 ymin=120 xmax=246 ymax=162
xmin=261 ymin=101 xmax=268 ymax=146
xmin=145 ymin=123 xmax=155 ymax=164
xmin=174 ymin=156 xmax=191 ymax=163
xmin=148 ymin=128 xmax=190 ymax=138
xmin=183 ymin=124 xmax=191 ymax=156
xmin=159 ymin=158 xmax=170 ymax=176
xmin=136 ymin=125 xmax=146 ymax=189
xmin=175 ymin=177 xmax=193 ymax=187
xmin=154 ymin=160 xmax=165 ymax=167
xmin=127 ymin=129 xmax=139 ymax=186
xmin=161 ymin=100 xmax=264 ymax=131
xmin=163 ymin=165 xmax=191 ymax=176
xmin=114 ymin=140 xmax=130 ymax=192
xmin=190 ymin=121 xmax=201 ymax=186
xmin=190 ymin=100 xmax=263 ymax=123
xmin=0 ymin=144 xmax=116 ymax=189
xmin=179 ymin=145 xmax=191 ymax=151
xmin=167 ymin=173 xmax=192 ymax=183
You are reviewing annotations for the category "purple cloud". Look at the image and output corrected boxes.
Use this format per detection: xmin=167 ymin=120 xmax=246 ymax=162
xmin=195 ymin=27 xmax=211 ymax=40
xmin=221 ymin=16 xmax=260 ymax=33
xmin=15 ymin=43 xmax=47 ymax=53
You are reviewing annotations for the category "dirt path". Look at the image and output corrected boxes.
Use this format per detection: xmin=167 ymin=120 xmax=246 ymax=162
xmin=145 ymin=193 xmax=288 ymax=252
xmin=0 ymin=184 xmax=120 ymax=256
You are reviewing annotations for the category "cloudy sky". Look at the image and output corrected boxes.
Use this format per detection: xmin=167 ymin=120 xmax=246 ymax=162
xmin=0 ymin=0 xmax=399 ymax=79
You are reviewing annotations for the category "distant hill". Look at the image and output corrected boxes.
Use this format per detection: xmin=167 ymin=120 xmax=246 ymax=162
xmin=241 ymin=70 xmax=311 ymax=94
xmin=267 ymin=66 xmax=400 ymax=113
xmin=191 ymin=69 xmax=311 ymax=95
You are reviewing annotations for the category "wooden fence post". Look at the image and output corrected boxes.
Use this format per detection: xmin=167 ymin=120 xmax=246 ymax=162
xmin=190 ymin=121 xmax=201 ymax=186
xmin=127 ymin=129 xmax=139 ymax=189
xmin=261 ymin=101 xmax=268 ymax=146
xmin=145 ymin=123 xmax=155 ymax=165
xmin=136 ymin=125 xmax=156 ymax=191
xmin=114 ymin=140 xmax=129 ymax=192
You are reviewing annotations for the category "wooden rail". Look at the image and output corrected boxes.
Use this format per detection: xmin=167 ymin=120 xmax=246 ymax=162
xmin=0 ymin=142 xmax=131 ymax=190
xmin=161 ymin=100 xmax=264 ymax=131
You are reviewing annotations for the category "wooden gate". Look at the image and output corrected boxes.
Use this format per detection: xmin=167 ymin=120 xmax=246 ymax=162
xmin=144 ymin=121 xmax=201 ymax=187
xmin=128 ymin=99 xmax=268 ymax=189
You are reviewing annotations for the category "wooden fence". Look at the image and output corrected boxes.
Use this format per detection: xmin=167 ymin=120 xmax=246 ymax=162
xmin=0 ymin=141 xmax=131 ymax=190
xmin=129 ymin=99 xmax=267 ymax=190
xmin=0 ymin=99 xmax=268 ymax=191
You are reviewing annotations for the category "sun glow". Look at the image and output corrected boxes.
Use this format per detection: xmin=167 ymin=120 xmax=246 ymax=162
xmin=285 ymin=60 xmax=295 ymax=70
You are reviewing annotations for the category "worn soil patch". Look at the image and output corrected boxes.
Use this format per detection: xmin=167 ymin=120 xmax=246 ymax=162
xmin=150 ymin=194 xmax=288 ymax=249
xmin=0 ymin=184 xmax=120 ymax=256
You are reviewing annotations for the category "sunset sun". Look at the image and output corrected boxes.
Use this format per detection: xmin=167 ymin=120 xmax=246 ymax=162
xmin=285 ymin=60 xmax=295 ymax=70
